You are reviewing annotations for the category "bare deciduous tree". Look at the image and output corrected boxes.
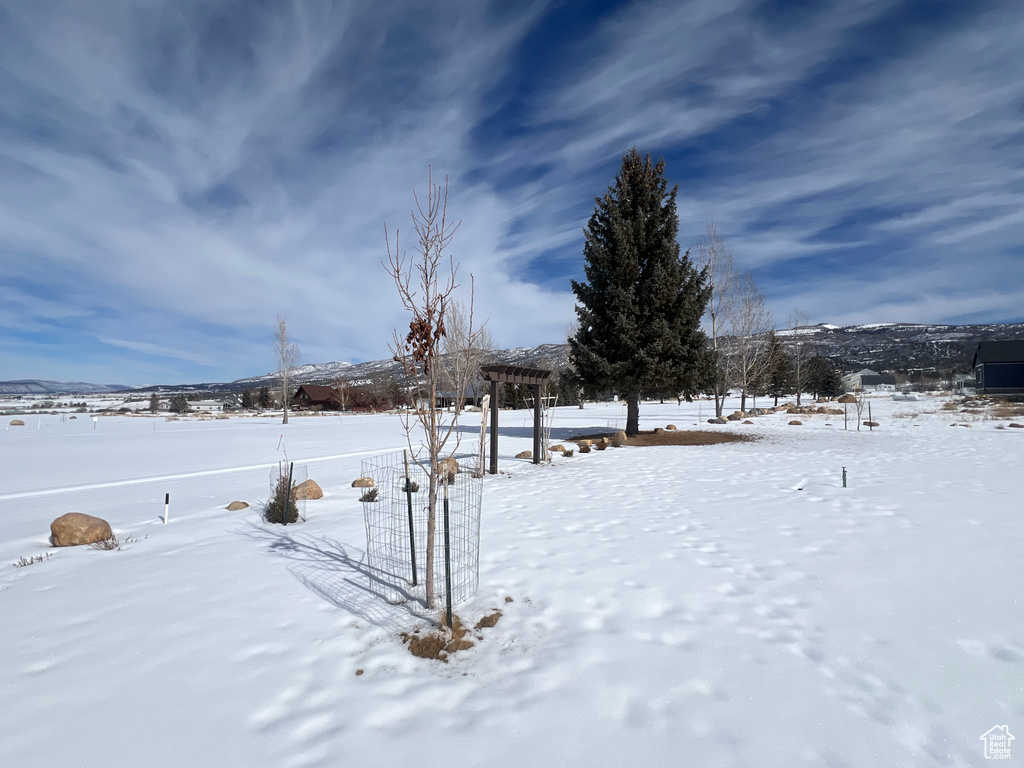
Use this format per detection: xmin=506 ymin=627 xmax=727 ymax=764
xmin=384 ymin=169 xmax=486 ymax=614
xmin=696 ymin=220 xmax=737 ymax=418
xmin=728 ymin=271 xmax=774 ymax=412
xmin=787 ymin=309 xmax=811 ymax=406
xmin=331 ymin=375 xmax=354 ymax=412
xmin=442 ymin=299 xmax=493 ymax=410
xmin=273 ymin=315 xmax=300 ymax=425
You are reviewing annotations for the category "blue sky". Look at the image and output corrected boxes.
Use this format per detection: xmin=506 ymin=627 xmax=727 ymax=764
xmin=2 ymin=0 xmax=1022 ymax=386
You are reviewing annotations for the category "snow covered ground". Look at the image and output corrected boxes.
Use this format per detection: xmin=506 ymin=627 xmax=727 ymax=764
xmin=2 ymin=397 xmax=1021 ymax=767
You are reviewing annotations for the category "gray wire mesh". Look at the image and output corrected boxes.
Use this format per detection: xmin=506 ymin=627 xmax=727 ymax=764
xmin=361 ymin=450 xmax=482 ymax=610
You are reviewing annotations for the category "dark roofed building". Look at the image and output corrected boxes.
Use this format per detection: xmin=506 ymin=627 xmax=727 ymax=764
xmin=292 ymin=384 xmax=342 ymax=411
xmin=973 ymin=341 xmax=1024 ymax=395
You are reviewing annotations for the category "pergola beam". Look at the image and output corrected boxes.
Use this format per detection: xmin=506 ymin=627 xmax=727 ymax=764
xmin=480 ymin=364 xmax=554 ymax=473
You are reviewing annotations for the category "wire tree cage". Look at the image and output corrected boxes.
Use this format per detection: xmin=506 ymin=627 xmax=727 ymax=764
xmin=361 ymin=450 xmax=482 ymax=613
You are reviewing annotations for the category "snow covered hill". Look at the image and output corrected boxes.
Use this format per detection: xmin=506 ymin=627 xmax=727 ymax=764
xmin=0 ymin=379 xmax=130 ymax=395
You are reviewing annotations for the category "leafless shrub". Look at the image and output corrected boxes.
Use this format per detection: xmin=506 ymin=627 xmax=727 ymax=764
xmin=90 ymin=534 xmax=146 ymax=551
xmin=13 ymin=553 xmax=52 ymax=568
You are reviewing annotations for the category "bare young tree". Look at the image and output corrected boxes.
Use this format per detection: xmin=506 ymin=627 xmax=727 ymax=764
xmin=696 ymin=220 xmax=737 ymax=417
xmin=441 ymin=299 xmax=493 ymax=410
xmin=273 ymin=315 xmax=300 ymax=425
xmin=787 ymin=309 xmax=811 ymax=406
xmin=331 ymin=375 xmax=354 ymax=412
xmin=384 ymin=169 xmax=486 ymax=614
xmin=728 ymin=271 xmax=774 ymax=412
xmin=365 ymin=371 xmax=399 ymax=412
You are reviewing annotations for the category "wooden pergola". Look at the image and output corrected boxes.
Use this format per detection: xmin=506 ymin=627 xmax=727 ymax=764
xmin=480 ymin=364 xmax=554 ymax=474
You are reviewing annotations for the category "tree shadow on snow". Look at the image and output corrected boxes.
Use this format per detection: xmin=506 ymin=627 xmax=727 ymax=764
xmin=453 ymin=423 xmax=596 ymax=440
xmin=238 ymin=522 xmax=433 ymax=631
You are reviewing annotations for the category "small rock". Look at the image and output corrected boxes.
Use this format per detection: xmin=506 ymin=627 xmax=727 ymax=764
xmin=665 ymin=424 xmax=677 ymax=430
xmin=863 ymin=421 xmax=880 ymax=428
xmin=548 ymin=444 xmax=566 ymax=454
xmin=515 ymin=450 xmax=532 ymax=459
xmin=292 ymin=479 xmax=323 ymax=500
xmin=742 ymin=420 xmax=754 ymax=425
xmin=838 ymin=394 xmax=857 ymax=404
xmin=10 ymin=419 xmax=25 ymax=426
xmin=788 ymin=420 xmax=803 ymax=426
xmin=226 ymin=501 xmax=249 ymax=511
xmin=653 ymin=427 xmax=664 ymax=434
xmin=958 ymin=423 xmax=971 ymax=428
xmin=1009 ymin=423 xmax=1024 ymax=429
xmin=351 ymin=477 xmax=375 ymax=488
xmin=50 ymin=513 xmax=113 ymax=547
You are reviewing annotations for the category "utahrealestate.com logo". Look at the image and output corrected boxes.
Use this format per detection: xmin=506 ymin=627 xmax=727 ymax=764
xmin=980 ymin=725 xmax=1014 ymax=759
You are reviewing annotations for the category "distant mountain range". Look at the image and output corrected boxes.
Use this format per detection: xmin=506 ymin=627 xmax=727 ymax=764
xmin=0 ymin=379 xmax=130 ymax=395
xmin=4 ymin=323 xmax=1023 ymax=396
xmin=773 ymin=321 xmax=1024 ymax=373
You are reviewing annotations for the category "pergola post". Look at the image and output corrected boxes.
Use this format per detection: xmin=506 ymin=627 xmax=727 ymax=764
xmin=532 ymin=384 xmax=542 ymax=464
xmin=489 ymin=379 xmax=499 ymax=475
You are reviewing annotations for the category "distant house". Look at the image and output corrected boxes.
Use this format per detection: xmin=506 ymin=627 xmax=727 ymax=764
xmin=841 ymin=369 xmax=897 ymax=392
xmin=973 ymin=341 xmax=1024 ymax=395
xmin=292 ymin=385 xmax=341 ymax=411
xmin=190 ymin=400 xmax=224 ymax=413
xmin=952 ymin=373 xmax=976 ymax=396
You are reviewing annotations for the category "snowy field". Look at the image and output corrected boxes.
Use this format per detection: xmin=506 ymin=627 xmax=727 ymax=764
xmin=2 ymin=397 xmax=1021 ymax=767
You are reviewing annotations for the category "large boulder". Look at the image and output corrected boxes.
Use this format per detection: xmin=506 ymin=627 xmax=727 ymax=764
xmin=292 ymin=479 xmax=323 ymax=500
xmin=10 ymin=419 xmax=25 ymax=426
xmin=515 ymin=450 xmax=532 ymax=459
xmin=50 ymin=513 xmax=112 ymax=547
xmin=611 ymin=430 xmax=628 ymax=447
xmin=707 ymin=417 xmax=728 ymax=425
xmin=838 ymin=393 xmax=857 ymax=404
xmin=788 ymin=420 xmax=803 ymax=426
xmin=226 ymin=501 xmax=249 ymax=511
xmin=351 ymin=477 xmax=375 ymax=488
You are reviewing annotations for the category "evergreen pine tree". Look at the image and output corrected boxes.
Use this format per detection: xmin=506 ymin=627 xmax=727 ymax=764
xmin=805 ymin=355 xmax=844 ymax=400
xmin=258 ymin=386 xmax=272 ymax=410
xmin=761 ymin=331 xmax=794 ymax=406
xmin=240 ymin=389 xmax=255 ymax=410
xmin=569 ymin=148 xmax=711 ymax=435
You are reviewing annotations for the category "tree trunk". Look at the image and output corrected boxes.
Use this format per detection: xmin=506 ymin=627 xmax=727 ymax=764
xmin=625 ymin=394 xmax=640 ymax=435
xmin=425 ymin=471 xmax=436 ymax=608
xmin=740 ymin=388 xmax=747 ymax=413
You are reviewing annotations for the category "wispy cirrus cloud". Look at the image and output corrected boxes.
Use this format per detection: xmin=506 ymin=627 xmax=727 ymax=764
xmin=1 ymin=0 xmax=1021 ymax=384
